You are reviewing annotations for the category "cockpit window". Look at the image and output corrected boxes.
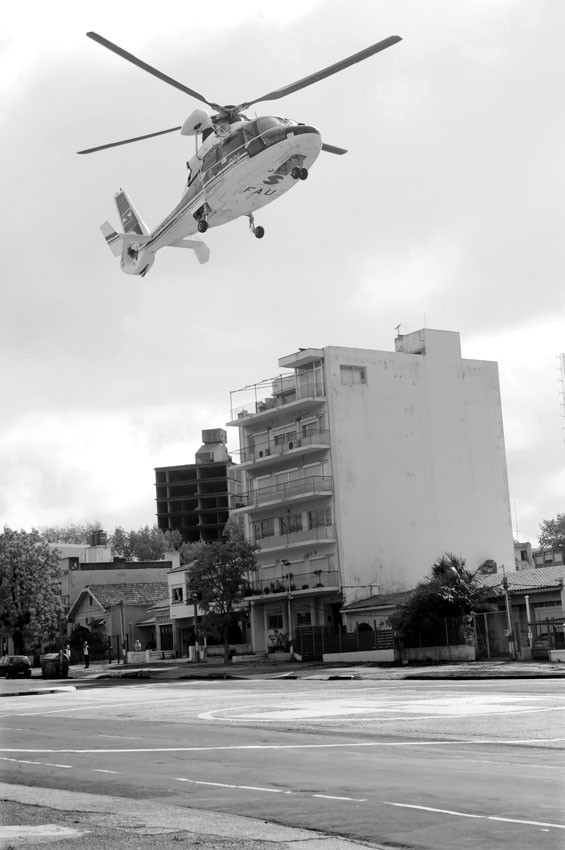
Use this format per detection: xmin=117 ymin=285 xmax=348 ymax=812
xmin=220 ymin=130 xmax=245 ymax=159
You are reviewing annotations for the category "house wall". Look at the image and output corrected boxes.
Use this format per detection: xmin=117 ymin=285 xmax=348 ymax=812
xmin=323 ymin=649 xmax=395 ymax=663
xmin=404 ymin=645 xmax=476 ymax=662
xmin=324 ymin=330 xmax=515 ymax=601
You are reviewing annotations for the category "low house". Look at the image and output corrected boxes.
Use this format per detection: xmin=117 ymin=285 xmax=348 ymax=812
xmin=67 ymin=582 xmax=169 ymax=657
xmin=478 ymin=565 xmax=565 ymax=660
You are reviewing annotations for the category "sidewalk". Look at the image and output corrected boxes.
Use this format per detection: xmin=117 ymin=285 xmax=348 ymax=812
xmin=57 ymin=656 xmax=565 ymax=682
xmin=2 ymin=657 xmax=564 ymax=697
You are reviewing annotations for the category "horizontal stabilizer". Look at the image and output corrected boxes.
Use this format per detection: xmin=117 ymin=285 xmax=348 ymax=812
xmin=169 ymin=238 xmax=210 ymax=264
xmin=100 ymin=221 xmax=122 ymax=257
xmin=100 ymin=221 xmax=150 ymax=256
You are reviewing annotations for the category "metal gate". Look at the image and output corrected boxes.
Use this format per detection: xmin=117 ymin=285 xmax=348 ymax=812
xmin=294 ymin=626 xmax=325 ymax=661
xmin=473 ymin=611 xmax=510 ymax=659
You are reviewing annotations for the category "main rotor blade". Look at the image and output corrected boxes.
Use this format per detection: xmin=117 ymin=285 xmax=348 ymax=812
xmin=242 ymin=35 xmax=402 ymax=109
xmin=77 ymin=125 xmax=182 ymax=154
xmin=321 ymin=143 xmax=347 ymax=155
xmin=86 ymin=32 xmax=217 ymax=108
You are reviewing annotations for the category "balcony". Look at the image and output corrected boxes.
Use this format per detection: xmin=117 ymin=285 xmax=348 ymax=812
xmin=244 ymin=569 xmax=340 ymax=597
xmin=228 ymin=380 xmax=326 ymax=425
xmin=253 ymin=524 xmax=336 ymax=553
xmin=234 ymin=429 xmax=330 ymax=467
xmin=231 ymin=476 xmax=333 ymax=512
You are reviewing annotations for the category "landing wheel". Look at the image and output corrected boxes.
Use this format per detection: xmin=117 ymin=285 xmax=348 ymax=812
xmin=299 ymin=168 xmax=308 ymax=180
xmin=291 ymin=166 xmax=301 ymax=180
xmin=254 ymin=226 xmax=265 ymax=239
xmin=198 ymin=219 xmax=208 ymax=233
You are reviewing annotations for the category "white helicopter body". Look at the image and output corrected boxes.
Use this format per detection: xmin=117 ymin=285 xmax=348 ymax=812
xmin=80 ymin=32 xmax=401 ymax=276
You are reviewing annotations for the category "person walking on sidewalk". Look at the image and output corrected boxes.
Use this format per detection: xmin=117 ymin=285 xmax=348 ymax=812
xmin=83 ymin=641 xmax=90 ymax=669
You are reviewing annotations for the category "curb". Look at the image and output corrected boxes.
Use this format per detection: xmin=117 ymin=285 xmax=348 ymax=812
xmin=0 ymin=685 xmax=76 ymax=698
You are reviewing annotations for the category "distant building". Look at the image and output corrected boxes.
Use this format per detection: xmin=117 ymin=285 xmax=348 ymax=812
xmin=155 ymin=429 xmax=242 ymax=543
xmin=227 ymin=328 xmax=515 ymax=655
xmin=514 ymin=541 xmax=534 ymax=570
xmin=531 ymin=546 xmax=565 ymax=569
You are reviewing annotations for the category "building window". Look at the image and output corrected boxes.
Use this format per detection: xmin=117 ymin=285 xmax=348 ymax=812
xmin=308 ymin=507 xmax=332 ymax=529
xmin=274 ymin=431 xmax=296 ymax=447
xmin=280 ymin=513 xmax=303 ymax=534
xmin=253 ymin=518 xmax=275 ymax=539
xmin=296 ymin=611 xmax=311 ymax=626
xmin=172 ymin=587 xmax=184 ymax=603
xmin=268 ymin=614 xmax=284 ymax=629
xmin=340 ymin=365 xmax=367 ymax=385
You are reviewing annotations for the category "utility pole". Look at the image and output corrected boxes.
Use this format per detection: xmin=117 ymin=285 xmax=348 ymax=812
xmin=501 ymin=567 xmax=516 ymax=660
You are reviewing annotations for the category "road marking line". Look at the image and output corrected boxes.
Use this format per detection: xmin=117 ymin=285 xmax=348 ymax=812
xmin=488 ymin=815 xmax=565 ymax=829
xmin=176 ymin=778 xmax=239 ymax=789
xmin=16 ymin=759 xmax=43 ymax=765
xmin=93 ymin=769 xmax=119 ymax=774
xmin=44 ymin=763 xmax=72 ymax=768
xmin=238 ymin=785 xmax=286 ymax=793
xmin=382 ymin=801 xmax=565 ymax=830
xmin=3 ymin=737 xmax=564 ymax=755
xmin=313 ymin=794 xmax=367 ymax=802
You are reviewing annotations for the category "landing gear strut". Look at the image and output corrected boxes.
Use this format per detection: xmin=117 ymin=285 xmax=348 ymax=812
xmin=291 ymin=166 xmax=308 ymax=180
xmin=248 ymin=213 xmax=265 ymax=239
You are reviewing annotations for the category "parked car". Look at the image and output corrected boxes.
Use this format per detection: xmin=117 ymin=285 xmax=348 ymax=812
xmin=0 ymin=654 xmax=32 ymax=678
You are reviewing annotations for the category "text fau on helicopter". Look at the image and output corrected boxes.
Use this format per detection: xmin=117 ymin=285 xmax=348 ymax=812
xmin=79 ymin=32 xmax=401 ymax=276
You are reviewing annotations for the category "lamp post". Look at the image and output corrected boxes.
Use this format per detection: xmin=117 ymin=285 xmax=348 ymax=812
xmin=191 ymin=593 xmax=200 ymax=662
xmin=281 ymin=559 xmax=293 ymax=656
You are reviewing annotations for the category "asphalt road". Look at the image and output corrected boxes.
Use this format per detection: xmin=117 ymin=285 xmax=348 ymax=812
xmin=1 ymin=677 xmax=564 ymax=849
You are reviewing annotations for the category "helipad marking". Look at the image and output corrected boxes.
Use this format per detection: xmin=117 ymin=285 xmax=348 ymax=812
xmin=199 ymin=695 xmax=565 ymax=723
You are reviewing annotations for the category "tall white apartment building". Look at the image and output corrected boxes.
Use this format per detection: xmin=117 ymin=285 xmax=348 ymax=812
xmin=227 ymin=329 xmax=515 ymax=654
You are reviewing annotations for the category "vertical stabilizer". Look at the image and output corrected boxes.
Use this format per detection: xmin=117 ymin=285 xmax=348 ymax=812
xmin=114 ymin=189 xmax=149 ymax=235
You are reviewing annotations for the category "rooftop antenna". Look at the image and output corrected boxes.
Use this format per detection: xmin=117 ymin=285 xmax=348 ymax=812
xmin=559 ymin=353 xmax=565 ymax=455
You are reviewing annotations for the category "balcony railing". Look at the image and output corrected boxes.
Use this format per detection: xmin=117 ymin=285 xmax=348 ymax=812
xmin=235 ymin=429 xmax=330 ymax=464
xmin=232 ymin=475 xmax=333 ymax=509
xmin=253 ymin=524 xmax=336 ymax=549
xmin=231 ymin=380 xmax=326 ymax=421
xmin=245 ymin=570 xmax=339 ymax=596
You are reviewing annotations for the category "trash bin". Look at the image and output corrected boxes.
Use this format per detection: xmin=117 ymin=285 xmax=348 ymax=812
xmin=40 ymin=653 xmax=69 ymax=679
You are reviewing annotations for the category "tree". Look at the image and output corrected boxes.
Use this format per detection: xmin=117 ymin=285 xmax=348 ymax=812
xmin=187 ymin=521 xmax=257 ymax=663
xmin=0 ymin=527 xmax=63 ymax=654
xmin=389 ymin=553 xmax=489 ymax=642
xmin=538 ymin=513 xmax=565 ymax=550
xmin=109 ymin=524 xmax=183 ymax=561
xmin=38 ymin=522 xmax=104 ymax=545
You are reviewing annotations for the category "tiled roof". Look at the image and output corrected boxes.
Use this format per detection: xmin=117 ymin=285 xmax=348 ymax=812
xmin=86 ymin=583 xmax=169 ymax=608
xmin=478 ymin=565 xmax=565 ymax=592
xmin=342 ymin=590 xmax=413 ymax=611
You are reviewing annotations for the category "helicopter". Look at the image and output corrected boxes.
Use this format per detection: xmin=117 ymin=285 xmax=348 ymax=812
xmin=79 ymin=32 xmax=402 ymax=276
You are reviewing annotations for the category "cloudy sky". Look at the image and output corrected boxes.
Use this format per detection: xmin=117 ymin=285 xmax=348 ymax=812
xmin=2 ymin=0 xmax=564 ymax=546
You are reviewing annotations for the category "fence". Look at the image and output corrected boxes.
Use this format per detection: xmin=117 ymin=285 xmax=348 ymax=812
xmin=530 ymin=617 xmax=565 ymax=659
xmin=401 ymin=616 xmax=472 ymax=650
xmin=294 ymin=626 xmax=394 ymax=661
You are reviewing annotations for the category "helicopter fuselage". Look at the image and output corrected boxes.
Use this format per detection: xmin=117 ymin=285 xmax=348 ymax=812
xmin=128 ymin=117 xmax=322 ymax=268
